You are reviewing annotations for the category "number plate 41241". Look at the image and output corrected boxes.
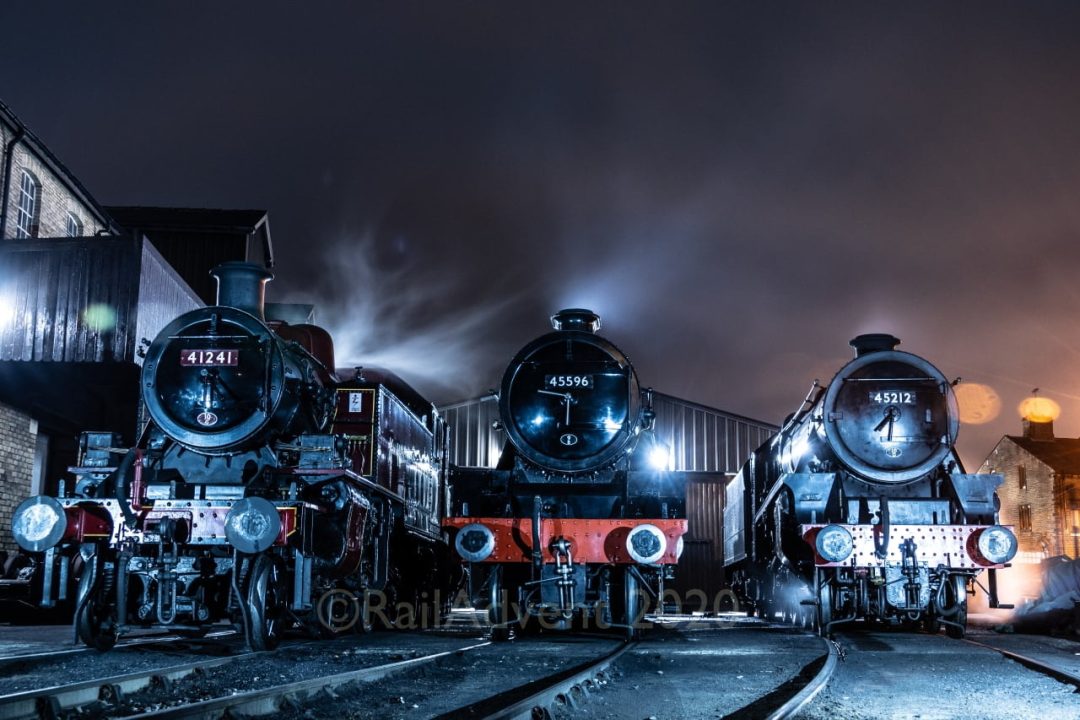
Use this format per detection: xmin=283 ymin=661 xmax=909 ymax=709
xmin=181 ymin=349 xmax=239 ymax=366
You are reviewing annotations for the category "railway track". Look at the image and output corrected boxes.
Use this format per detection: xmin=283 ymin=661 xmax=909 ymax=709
xmin=124 ymin=641 xmax=490 ymax=719
xmin=795 ymin=629 xmax=1080 ymax=719
xmin=433 ymin=640 xmax=633 ymax=720
xmin=0 ymin=635 xmax=489 ymax=720
xmin=761 ymin=636 xmax=840 ymax=720
xmin=10 ymin=621 xmax=1071 ymax=720
xmin=0 ymin=629 xmax=237 ymax=665
xmin=963 ymin=637 xmax=1080 ymax=690
xmin=0 ymin=653 xmax=252 ymax=720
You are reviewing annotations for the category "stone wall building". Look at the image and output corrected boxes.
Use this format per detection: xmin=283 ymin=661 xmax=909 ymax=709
xmin=980 ymin=417 xmax=1080 ymax=561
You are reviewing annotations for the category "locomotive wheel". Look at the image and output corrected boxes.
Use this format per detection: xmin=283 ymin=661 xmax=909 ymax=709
xmin=944 ymin=575 xmax=968 ymax=639
xmin=75 ymin=555 xmax=118 ymax=651
xmin=355 ymin=590 xmax=374 ymax=634
xmin=487 ymin=566 xmax=512 ymax=641
xmin=611 ymin=567 xmax=644 ymax=640
xmin=244 ymin=554 xmax=287 ymax=651
xmin=816 ymin=575 xmax=834 ymax=636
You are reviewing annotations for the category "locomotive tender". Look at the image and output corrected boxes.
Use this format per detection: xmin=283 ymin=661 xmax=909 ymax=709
xmin=10 ymin=262 xmax=451 ymax=649
xmin=444 ymin=309 xmax=688 ymax=639
xmin=724 ymin=334 xmax=1017 ymax=637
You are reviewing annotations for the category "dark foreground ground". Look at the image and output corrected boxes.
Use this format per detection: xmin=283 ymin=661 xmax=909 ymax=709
xmin=0 ymin=612 xmax=1077 ymax=719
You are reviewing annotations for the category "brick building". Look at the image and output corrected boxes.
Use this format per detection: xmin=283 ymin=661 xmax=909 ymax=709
xmin=0 ymin=99 xmax=116 ymax=240
xmin=980 ymin=417 xmax=1080 ymax=561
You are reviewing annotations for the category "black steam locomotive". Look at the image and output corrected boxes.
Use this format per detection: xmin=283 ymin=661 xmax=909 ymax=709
xmin=444 ymin=309 xmax=688 ymax=639
xmin=10 ymin=262 xmax=452 ymax=649
xmin=724 ymin=334 xmax=1017 ymax=637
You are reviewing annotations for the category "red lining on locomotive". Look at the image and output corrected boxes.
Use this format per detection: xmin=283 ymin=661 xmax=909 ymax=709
xmin=444 ymin=517 xmax=687 ymax=564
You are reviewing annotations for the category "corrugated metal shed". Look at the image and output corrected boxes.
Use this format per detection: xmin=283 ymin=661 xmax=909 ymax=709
xmin=672 ymin=476 xmax=730 ymax=607
xmin=134 ymin=240 xmax=204 ymax=364
xmin=440 ymin=394 xmax=503 ymax=469
xmin=0 ymin=235 xmax=201 ymax=365
xmin=438 ymin=391 xmax=777 ymax=473
xmin=652 ymin=393 xmax=776 ymax=474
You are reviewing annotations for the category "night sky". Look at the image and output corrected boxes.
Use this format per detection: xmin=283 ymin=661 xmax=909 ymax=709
xmin=3 ymin=2 xmax=1080 ymax=469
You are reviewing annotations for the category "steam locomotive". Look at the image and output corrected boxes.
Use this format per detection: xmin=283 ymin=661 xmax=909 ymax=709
xmin=10 ymin=262 xmax=452 ymax=649
xmin=444 ymin=309 xmax=688 ymax=639
xmin=724 ymin=334 xmax=1017 ymax=638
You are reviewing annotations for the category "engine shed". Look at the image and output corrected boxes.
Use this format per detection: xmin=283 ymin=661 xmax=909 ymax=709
xmin=439 ymin=392 xmax=777 ymax=607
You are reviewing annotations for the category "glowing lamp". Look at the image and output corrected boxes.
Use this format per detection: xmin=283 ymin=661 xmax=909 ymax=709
xmin=81 ymin=303 xmax=118 ymax=332
xmin=0 ymin=294 xmax=14 ymax=330
xmin=647 ymin=444 xmax=671 ymax=471
xmin=954 ymin=383 xmax=1002 ymax=425
xmin=1018 ymin=396 xmax=1060 ymax=423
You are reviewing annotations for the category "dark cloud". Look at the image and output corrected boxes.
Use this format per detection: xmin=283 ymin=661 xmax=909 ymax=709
xmin=3 ymin=2 xmax=1080 ymax=467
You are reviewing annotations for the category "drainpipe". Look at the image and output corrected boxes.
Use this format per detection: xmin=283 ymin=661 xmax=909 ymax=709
xmin=0 ymin=126 xmax=26 ymax=238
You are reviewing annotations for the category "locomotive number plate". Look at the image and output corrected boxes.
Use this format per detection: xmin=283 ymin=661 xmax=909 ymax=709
xmin=869 ymin=391 xmax=915 ymax=404
xmin=180 ymin=349 xmax=239 ymax=366
xmin=545 ymin=374 xmax=594 ymax=389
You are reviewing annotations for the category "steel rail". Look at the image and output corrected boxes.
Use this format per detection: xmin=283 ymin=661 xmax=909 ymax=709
xmin=434 ymin=640 xmax=634 ymax=720
xmin=963 ymin=638 xmax=1080 ymax=690
xmin=0 ymin=629 xmax=237 ymax=664
xmin=0 ymin=653 xmax=249 ymax=720
xmin=123 ymin=641 xmax=491 ymax=719
xmin=765 ymin=635 xmax=840 ymax=720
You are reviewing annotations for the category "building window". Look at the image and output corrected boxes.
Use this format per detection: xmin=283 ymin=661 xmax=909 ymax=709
xmin=1018 ymin=504 xmax=1032 ymax=532
xmin=14 ymin=169 xmax=39 ymax=238
xmin=1018 ymin=466 xmax=1027 ymax=491
xmin=66 ymin=212 xmax=82 ymax=237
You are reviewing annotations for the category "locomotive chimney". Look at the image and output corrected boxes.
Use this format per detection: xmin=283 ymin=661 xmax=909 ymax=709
xmin=211 ymin=261 xmax=273 ymax=321
xmin=850 ymin=333 xmax=901 ymax=356
xmin=551 ymin=308 xmax=601 ymax=333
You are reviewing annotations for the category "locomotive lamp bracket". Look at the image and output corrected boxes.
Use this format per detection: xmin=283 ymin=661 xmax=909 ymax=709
xmin=975 ymin=569 xmax=1015 ymax=610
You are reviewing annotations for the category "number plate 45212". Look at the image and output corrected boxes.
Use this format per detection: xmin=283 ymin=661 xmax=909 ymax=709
xmin=181 ymin=349 xmax=239 ymax=366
